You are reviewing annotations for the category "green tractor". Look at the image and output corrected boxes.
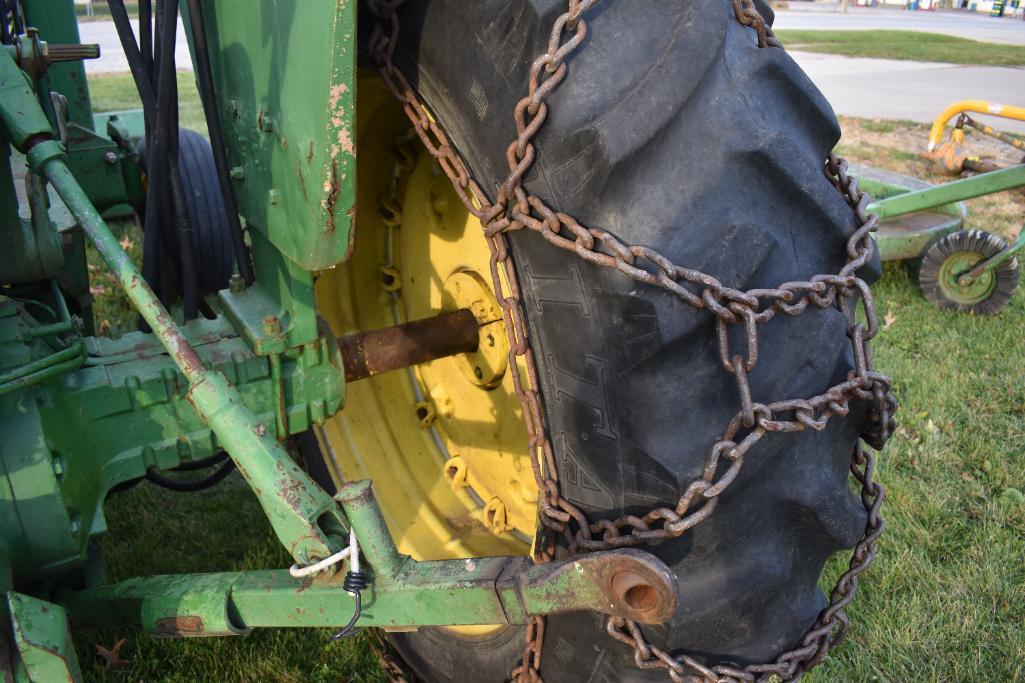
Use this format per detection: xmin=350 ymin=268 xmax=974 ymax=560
xmin=0 ymin=1 xmax=896 ymax=680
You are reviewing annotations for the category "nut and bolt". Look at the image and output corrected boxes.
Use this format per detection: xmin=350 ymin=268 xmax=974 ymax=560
xmin=229 ymin=273 xmax=246 ymax=293
xmin=263 ymin=315 xmax=281 ymax=336
xmin=483 ymin=497 xmax=511 ymax=535
xmin=444 ymin=456 xmax=468 ymax=490
xmin=230 ymin=166 xmax=245 ymax=180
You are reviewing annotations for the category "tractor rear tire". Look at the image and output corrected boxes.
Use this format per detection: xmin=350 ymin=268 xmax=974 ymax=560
xmin=329 ymin=1 xmax=879 ymax=680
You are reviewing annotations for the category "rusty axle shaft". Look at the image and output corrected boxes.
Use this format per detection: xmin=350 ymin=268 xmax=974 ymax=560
xmin=338 ymin=309 xmax=480 ymax=382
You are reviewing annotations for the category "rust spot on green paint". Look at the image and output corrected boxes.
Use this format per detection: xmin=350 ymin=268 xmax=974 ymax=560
xmin=154 ymin=615 xmax=205 ymax=637
xmin=323 ymin=160 xmax=340 ymax=233
xmin=297 ymin=161 xmax=308 ymax=202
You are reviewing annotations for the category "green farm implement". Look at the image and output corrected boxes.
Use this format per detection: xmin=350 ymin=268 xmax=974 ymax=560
xmin=0 ymin=2 xmax=898 ymax=681
xmin=856 ymin=100 xmax=1025 ymax=314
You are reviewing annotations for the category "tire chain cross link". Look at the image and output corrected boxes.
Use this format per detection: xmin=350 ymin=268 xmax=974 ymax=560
xmin=366 ymin=1 xmax=897 ymax=681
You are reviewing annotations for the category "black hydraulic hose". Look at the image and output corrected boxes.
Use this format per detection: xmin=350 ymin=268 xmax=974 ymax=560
xmin=141 ymin=169 xmax=169 ymax=311
xmin=186 ymin=0 xmax=254 ymax=286
xmin=1 ymin=0 xmax=23 ymax=44
xmin=108 ymin=0 xmax=200 ymax=321
xmin=106 ymin=1 xmax=157 ymax=117
xmin=139 ymin=0 xmax=153 ymax=82
xmin=154 ymin=7 xmax=196 ymax=322
xmin=155 ymin=0 xmax=198 ymax=321
xmin=107 ymin=452 xmax=229 ymax=497
xmin=0 ymin=0 xmax=10 ymax=44
xmin=173 ymin=451 xmax=229 ymax=472
xmin=108 ymin=0 xmax=172 ymax=313
xmin=145 ymin=458 xmax=237 ymax=492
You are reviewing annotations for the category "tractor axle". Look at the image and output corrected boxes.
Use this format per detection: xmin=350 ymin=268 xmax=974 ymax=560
xmin=337 ymin=309 xmax=481 ymax=382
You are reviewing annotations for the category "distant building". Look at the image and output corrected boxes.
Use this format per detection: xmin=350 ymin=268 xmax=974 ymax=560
xmin=856 ymin=0 xmax=1022 ymax=13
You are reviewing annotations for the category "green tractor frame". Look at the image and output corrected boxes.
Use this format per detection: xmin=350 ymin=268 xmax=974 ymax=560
xmin=0 ymin=1 xmax=907 ymax=681
xmin=0 ymin=3 xmax=680 ymax=680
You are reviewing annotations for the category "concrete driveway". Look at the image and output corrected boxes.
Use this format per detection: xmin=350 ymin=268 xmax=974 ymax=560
xmin=789 ymin=51 xmax=1025 ymax=134
xmin=77 ymin=15 xmax=1025 ymax=134
xmin=775 ymin=6 xmax=1025 ymax=45
xmin=79 ymin=18 xmax=190 ymax=74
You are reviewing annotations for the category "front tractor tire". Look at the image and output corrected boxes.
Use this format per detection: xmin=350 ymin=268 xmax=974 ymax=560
xmin=303 ymin=1 xmax=886 ymax=680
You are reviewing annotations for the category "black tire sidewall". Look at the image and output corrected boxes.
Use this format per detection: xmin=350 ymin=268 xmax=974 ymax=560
xmin=177 ymin=129 xmax=235 ymax=294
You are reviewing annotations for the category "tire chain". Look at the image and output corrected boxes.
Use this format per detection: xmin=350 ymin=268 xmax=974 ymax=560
xmin=366 ymin=1 xmax=897 ymax=681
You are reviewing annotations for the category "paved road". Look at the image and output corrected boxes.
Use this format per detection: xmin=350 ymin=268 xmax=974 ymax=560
xmin=78 ymin=17 xmax=1025 ymax=134
xmin=79 ymin=18 xmax=190 ymax=74
xmin=774 ymin=6 xmax=1025 ymax=45
xmin=789 ymin=50 xmax=1025 ymax=133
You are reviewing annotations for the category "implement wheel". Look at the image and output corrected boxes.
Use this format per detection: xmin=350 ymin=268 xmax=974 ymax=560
xmin=303 ymin=1 xmax=879 ymax=680
xmin=919 ymin=229 xmax=1019 ymax=315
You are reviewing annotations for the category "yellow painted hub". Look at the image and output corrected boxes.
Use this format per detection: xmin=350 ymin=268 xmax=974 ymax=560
xmin=313 ymin=70 xmax=537 ymax=565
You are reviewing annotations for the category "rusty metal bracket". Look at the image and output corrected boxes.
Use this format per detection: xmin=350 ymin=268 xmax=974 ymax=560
xmin=60 ymin=481 xmax=676 ymax=634
xmin=60 ymin=550 xmax=676 ymax=635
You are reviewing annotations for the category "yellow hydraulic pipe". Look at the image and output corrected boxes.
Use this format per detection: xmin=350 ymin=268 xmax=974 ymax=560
xmin=928 ymin=100 xmax=1025 ymax=151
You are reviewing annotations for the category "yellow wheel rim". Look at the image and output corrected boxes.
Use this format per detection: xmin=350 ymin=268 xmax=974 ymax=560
xmin=314 ymin=70 xmax=537 ymax=572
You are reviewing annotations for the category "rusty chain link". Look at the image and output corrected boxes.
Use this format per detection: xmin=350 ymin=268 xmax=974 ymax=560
xmin=366 ymin=1 xmax=896 ymax=681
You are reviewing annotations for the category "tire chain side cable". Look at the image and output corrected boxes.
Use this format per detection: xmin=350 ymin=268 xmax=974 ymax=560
xmin=365 ymin=1 xmax=896 ymax=681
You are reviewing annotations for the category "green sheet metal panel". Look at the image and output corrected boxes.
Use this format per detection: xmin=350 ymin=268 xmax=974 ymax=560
xmin=186 ymin=0 xmax=357 ymax=271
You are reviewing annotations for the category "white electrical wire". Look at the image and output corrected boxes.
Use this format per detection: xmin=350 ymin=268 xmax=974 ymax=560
xmin=289 ymin=527 xmax=359 ymax=578
xmin=348 ymin=527 xmax=360 ymax=574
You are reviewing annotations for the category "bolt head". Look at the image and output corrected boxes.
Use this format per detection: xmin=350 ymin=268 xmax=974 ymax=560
xmin=262 ymin=315 xmax=281 ymax=335
xmin=103 ymin=151 xmax=118 ymax=165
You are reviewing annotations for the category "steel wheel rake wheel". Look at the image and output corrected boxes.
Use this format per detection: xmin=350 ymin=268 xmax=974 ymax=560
xmin=300 ymin=1 xmax=892 ymax=680
xmin=919 ymin=229 xmax=1020 ymax=315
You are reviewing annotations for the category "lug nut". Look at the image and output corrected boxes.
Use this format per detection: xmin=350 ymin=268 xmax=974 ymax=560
xmin=444 ymin=456 xmax=468 ymax=490
xmin=483 ymin=497 xmax=511 ymax=535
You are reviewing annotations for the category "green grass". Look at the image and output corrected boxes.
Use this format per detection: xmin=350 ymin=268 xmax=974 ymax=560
xmin=775 ymin=29 xmax=1025 ymax=66
xmin=88 ymin=71 xmax=207 ymax=136
xmin=84 ymin=72 xmax=206 ymax=337
xmin=78 ymin=477 xmax=386 ymax=682
xmin=806 ymin=264 xmax=1025 ymax=682
xmin=79 ymin=75 xmax=1025 ymax=680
